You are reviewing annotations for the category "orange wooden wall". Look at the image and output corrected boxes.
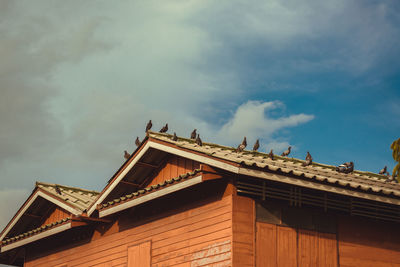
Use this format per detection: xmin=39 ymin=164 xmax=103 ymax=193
xmin=256 ymin=222 xmax=337 ymax=267
xmin=338 ymin=217 xmax=400 ymax=267
xmin=41 ymin=206 xmax=69 ymax=227
xmin=147 ymin=156 xmax=200 ymax=187
xmin=24 ymin=195 xmax=233 ymax=267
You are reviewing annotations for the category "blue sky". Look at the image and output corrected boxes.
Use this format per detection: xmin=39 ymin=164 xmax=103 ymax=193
xmin=0 ymin=0 xmax=399 ymax=232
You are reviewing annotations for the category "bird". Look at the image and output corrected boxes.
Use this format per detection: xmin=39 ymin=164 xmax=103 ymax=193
xmin=145 ymin=120 xmax=152 ymax=132
xmin=124 ymin=150 xmax=131 ymax=160
xmin=302 ymin=152 xmax=313 ymax=166
xmin=135 ymin=137 xmax=140 ymax=147
xmin=281 ymin=146 xmax=291 ymax=157
xmin=236 ymin=137 xmax=247 ymax=153
xmin=268 ymin=149 xmax=274 ymax=160
xmin=172 ymin=132 xmax=178 ymax=141
xmin=55 ymin=185 xmax=62 ymax=195
xmin=253 ymin=139 xmax=260 ymax=151
xmin=159 ymin=123 xmax=168 ymax=133
xmin=385 ymin=174 xmax=398 ymax=183
xmin=379 ymin=166 xmax=387 ymax=175
xmin=195 ymin=134 xmax=202 ymax=146
xmin=336 ymin=161 xmax=354 ymax=173
xmin=190 ymin=129 xmax=197 ymax=139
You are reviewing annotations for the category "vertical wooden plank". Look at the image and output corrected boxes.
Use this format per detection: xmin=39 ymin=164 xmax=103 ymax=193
xmin=184 ymin=158 xmax=191 ymax=172
xmin=298 ymin=229 xmax=318 ymax=267
xmin=318 ymin=232 xmax=337 ymax=267
xmin=128 ymin=241 xmax=151 ymax=267
xmin=256 ymin=222 xmax=277 ymax=267
xmin=170 ymin=156 xmax=178 ymax=178
xmin=277 ymin=226 xmax=297 ymax=267
xmin=177 ymin=156 xmax=185 ymax=175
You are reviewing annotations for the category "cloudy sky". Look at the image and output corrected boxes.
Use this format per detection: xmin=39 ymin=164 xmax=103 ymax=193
xmin=0 ymin=0 xmax=399 ymax=231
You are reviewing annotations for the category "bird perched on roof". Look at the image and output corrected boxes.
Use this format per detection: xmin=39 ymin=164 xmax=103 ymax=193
xmin=124 ymin=150 xmax=131 ymax=160
xmin=379 ymin=166 xmax=388 ymax=175
xmin=190 ymin=129 xmax=197 ymax=139
xmin=302 ymin=152 xmax=313 ymax=166
xmin=236 ymin=137 xmax=247 ymax=153
xmin=145 ymin=120 xmax=152 ymax=132
xmin=336 ymin=161 xmax=354 ymax=173
xmin=281 ymin=146 xmax=291 ymax=157
xmin=268 ymin=149 xmax=274 ymax=160
xmin=196 ymin=134 xmax=202 ymax=146
xmin=159 ymin=123 xmax=168 ymax=133
xmin=172 ymin=132 xmax=178 ymax=141
xmin=385 ymin=174 xmax=398 ymax=183
xmin=135 ymin=137 xmax=141 ymax=147
xmin=253 ymin=139 xmax=260 ymax=152
xmin=55 ymin=185 xmax=62 ymax=195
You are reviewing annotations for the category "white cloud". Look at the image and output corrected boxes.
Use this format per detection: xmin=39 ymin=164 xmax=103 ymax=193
xmin=216 ymin=101 xmax=314 ymax=152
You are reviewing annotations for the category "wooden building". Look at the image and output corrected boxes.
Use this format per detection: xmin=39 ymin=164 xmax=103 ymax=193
xmin=1 ymin=131 xmax=400 ymax=266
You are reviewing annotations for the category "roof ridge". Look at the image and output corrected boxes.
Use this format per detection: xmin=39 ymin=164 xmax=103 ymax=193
xmin=35 ymin=181 xmax=100 ymax=194
xmin=148 ymin=131 xmax=389 ymax=181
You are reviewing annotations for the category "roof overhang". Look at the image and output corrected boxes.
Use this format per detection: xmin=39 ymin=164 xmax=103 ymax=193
xmin=0 ymin=221 xmax=72 ymax=253
xmin=99 ymin=174 xmax=204 ymax=218
xmin=0 ymin=189 xmax=81 ymax=242
xmin=87 ymin=139 xmax=239 ymax=216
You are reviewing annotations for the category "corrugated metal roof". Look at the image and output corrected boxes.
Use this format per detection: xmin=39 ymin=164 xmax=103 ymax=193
xmin=36 ymin=182 xmax=99 ymax=212
xmin=98 ymin=169 xmax=202 ymax=210
xmin=148 ymin=132 xmax=400 ymax=198
xmin=1 ymin=218 xmax=70 ymax=246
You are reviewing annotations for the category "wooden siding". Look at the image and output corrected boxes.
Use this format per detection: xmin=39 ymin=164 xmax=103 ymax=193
xmin=338 ymin=217 xmax=400 ymax=267
xmin=147 ymin=156 xmax=200 ymax=187
xmin=232 ymin=195 xmax=254 ymax=267
xmin=24 ymin=195 xmax=233 ymax=267
xmin=256 ymin=222 xmax=337 ymax=267
xmin=128 ymin=241 xmax=151 ymax=267
xmin=41 ymin=206 xmax=70 ymax=227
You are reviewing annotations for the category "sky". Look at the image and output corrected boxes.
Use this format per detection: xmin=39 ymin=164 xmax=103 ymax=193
xmin=0 ymin=0 xmax=399 ymax=234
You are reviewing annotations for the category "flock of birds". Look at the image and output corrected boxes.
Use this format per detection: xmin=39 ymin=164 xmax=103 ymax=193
xmin=122 ymin=120 xmax=398 ymax=183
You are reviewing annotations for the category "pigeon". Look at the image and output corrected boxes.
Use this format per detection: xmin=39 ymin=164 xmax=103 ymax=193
xmin=379 ymin=166 xmax=387 ymax=175
xmin=268 ymin=149 xmax=274 ymax=160
xmin=281 ymin=146 xmax=291 ymax=157
xmin=253 ymin=139 xmax=260 ymax=152
xmin=190 ymin=129 xmax=197 ymax=139
xmin=55 ymin=185 xmax=62 ymax=195
xmin=385 ymin=174 xmax=398 ymax=183
xmin=135 ymin=137 xmax=140 ymax=147
xmin=302 ymin=152 xmax=313 ymax=166
xmin=159 ymin=123 xmax=168 ymax=133
xmin=236 ymin=137 xmax=247 ymax=153
xmin=195 ymin=134 xmax=202 ymax=146
xmin=124 ymin=150 xmax=131 ymax=160
xmin=336 ymin=161 xmax=354 ymax=173
xmin=145 ymin=120 xmax=152 ymax=132
xmin=172 ymin=132 xmax=178 ymax=141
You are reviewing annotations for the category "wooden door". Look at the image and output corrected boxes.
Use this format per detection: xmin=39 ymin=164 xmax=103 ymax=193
xmin=128 ymin=241 xmax=151 ymax=267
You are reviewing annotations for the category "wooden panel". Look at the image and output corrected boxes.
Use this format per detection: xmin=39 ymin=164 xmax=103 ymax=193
xmin=128 ymin=241 xmax=151 ymax=267
xmin=41 ymin=206 xmax=69 ymax=227
xmin=338 ymin=216 xmax=400 ymax=266
xmin=232 ymin=195 xmax=254 ymax=267
xmin=298 ymin=229 xmax=318 ymax=267
xmin=25 ymin=195 xmax=233 ymax=267
xmin=147 ymin=156 xmax=200 ymax=187
xmin=318 ymin=232 xmax=337 ymax=267
xmin=277 ymin=226 xmax=297 ymax=267
xmin=256 ymin=222 xmax=277 ymax=267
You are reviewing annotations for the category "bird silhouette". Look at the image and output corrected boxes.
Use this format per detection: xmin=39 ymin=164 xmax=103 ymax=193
xmin=302 ymin=152 xmax=313 ymax=166
xmin=190 ymin=129 xmax=197 ymax=139
xmin=124 ymin=150 xmax=131 ymax=160
xmin=172 ymin=132 xmax=178 ymax=141
xmin=145 ymin=120 xmax=152 ymax=132
xmin=196 ymin=134 xmax=202 ymax=146
xmin=253 ymin=139 xmax=260 ymax=151
xmin=379 ymin=166 xmax=388 ymax=175
xmin=135 ymin=137 xmax=140 ymax=147
xmin=281 ymin=146 xmax=291 ymax=157
xmin=236 ymin=137 xmax=247 ymax=153
xmin=268 ymin=149 xmax=274 ymax=160
xmin=159 ymin=123 xmax=168 ymax=133
xmin=55 ymin=185 xmax=62 ymax=195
